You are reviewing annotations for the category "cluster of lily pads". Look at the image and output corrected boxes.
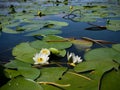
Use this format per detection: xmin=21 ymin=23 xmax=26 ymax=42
xmin=0 ymin=0 xmax=120 ymax=90
xmin=0 ymin=36 xmax=120 ymax=90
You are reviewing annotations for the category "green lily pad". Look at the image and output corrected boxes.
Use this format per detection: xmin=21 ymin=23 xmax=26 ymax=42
xmin=30 ymin=35 xmax=72 ymax=50
xmin=4 ymin=60 xmax=40 ymax=80
xmin=70 ymin=39 xmax=93 ymax=50
xmin=43 ymin=35 xmax=72 ymax=49
xmin=26 ymin=29 xmax=62 ymax=36
xmin=18 ymin=67 xmax=40 ymax=80
xmin=4 ymin=60 xmax=31 ymax=69
xmin=112 ymin=44 xmax=120 ymax=52
xmin=48 ymin=20 xmax=69 ymax=26
xmin=37 ymin=67 xmax=67 ymax=82
xmin=106 ymin=20 xmax=120 ymax=31
xmin=74 ymin=60 xmax=119 ymax=73
xmin=12 ymin=42 xmax=37 ymax=64
xmin=84 ymin=47 xmax=120 ymax=63
xmin=2 ymin=27 xmax=19 ymax=34
xmin=100 ymin=69 xmax=120 ymax=90
xmin=4 ymin=69 xmax=21 ymax=78
xmin=0 ymin=77 xmax=43 ymax=90
xmin=30 ymin=40 xmax=50 ymax=49
xmin=56 ymin=71 xmax=94 ymax=90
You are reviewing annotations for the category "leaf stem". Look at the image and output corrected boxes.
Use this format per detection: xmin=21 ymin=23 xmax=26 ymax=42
xmin=37 ymin=81 xmax=70 ymax=87
xmin=68 ymin=71 xmax=91 ymax=81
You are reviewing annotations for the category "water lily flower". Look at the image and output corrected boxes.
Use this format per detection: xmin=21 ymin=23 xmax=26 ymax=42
xmin=40 ymin=48 xmax=50 ymax=56
xmin=33 ymin=53 xmax=49 ymax=65
xmin=67 ymin=52 xmax=82 ymax=66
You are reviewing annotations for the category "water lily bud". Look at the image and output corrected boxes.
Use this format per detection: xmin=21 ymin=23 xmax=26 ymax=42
xmin=37 ymin=11 xmax=42 ymax=16
xmin=69 ymin=6 xmax=73 ymax=11
xmin=49 ymin=48 xmax=60 ymax=55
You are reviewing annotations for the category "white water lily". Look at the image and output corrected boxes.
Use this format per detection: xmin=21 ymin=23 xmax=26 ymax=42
xmin=33 ymin=53 xmax=49 ymax=65
xmin=40 ymin=48 xmax=50 ymax=56
xmin=67 ymin=52 xmax=82 ymax=66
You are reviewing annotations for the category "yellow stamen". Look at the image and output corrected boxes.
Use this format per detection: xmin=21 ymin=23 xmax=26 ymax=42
xmin=37 ymin=58 xmax=43 ymax=63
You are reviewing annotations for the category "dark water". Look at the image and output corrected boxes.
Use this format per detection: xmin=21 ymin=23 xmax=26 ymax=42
xmin=0 ymin=0 xmax=120 ymax=62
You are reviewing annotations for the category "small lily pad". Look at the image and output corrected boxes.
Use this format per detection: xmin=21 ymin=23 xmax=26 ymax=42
xmin=70 ymin=39 xmax=93 ymax=50
xmin=106 ymin=20 xmax=120 ymax=31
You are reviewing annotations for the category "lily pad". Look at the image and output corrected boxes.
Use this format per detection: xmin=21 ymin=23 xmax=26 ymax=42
xmin=70 ymin=39 xmax=93 ymax=50
xmin=84 ymin=47 xmax=120 ymax=63
xmin=56 ymin=71 xmax=94 ymax=90
xmin=4 ymin=60 xmax=31 ymax=69
xmin=4 ymin=60 xmax=40 ymax=80
xmin=12 ymin=42 xmax=37 ymax=64
xmin=100 ymin=69 xmax=120 ymax=90
xmin=43 ymin=35 xmax=72 ymax=49
xmin=26 ymin=29 xmax=62 ymax=36
xmin=37 ymin=67 xmax=67 ymax=82
xmin=48 ymin=20 xmax=69 ymax=26
xmin=18 ymin=67 xmax=40 ymax=80
xmin=0 ymin=77 xmax=43 ymax=90
xmin=2 ymin=27 xmax=19 ymax=34
xmin=106 ymin=20 xmax=120 ymax=31
xmin=74 ymin=60 xmax=119 ymax=73
xmin=4 ymin=69 xmax=21 ymax=79
xmin=30 ymin=35 xmax=72 ymax=50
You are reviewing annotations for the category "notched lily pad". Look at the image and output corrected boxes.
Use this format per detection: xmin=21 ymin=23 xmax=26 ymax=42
xmin=37 ymin=67 xmax=67 ymax=82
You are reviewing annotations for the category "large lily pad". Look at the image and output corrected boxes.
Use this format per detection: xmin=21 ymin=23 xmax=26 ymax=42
xmin=0 ymin=77 xmax=43 ymax=90
xmin=42 ymin=35 xmax=72 ymax=49
xmin=12 ymin=42 xmax=37 ymax=64
xmin=4 ymin=60 xmax=31 ymax=69
xmin=30 ymin=35 xmax=72 ymax=50
xmin=100 ymin=69 xmax=120 ymax=90
xmin=4 ymin=60 xmax=40 ymax=80
xmin=56 ymin=71 xmax=94 ymax=90
xmin=84 ymin=47 xmax=120 ymax=63
xmin=37 ymin=67 xmax=67 ymax=82
xmin=18 ymin=67 xmax=40 ymax=80
xmin=74 ymin=60 xmax=119 ymax=73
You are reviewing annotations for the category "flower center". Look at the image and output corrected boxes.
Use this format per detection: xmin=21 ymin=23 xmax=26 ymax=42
xmin=42 ymin=50 xmax=49 ymax=54
xmin=37 ymin=58 xmax=43 ymax=63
